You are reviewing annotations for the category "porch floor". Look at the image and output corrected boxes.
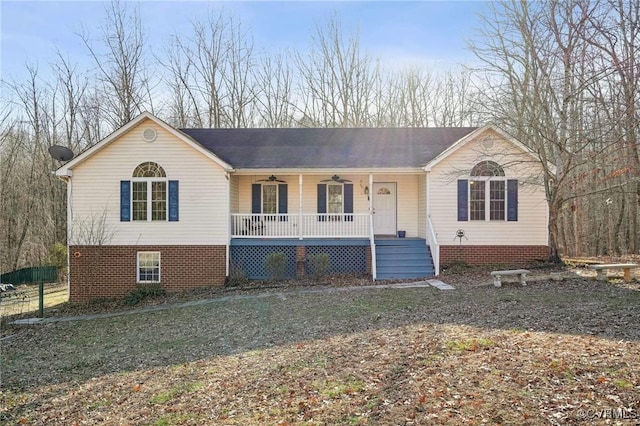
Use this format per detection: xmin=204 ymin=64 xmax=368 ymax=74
xmin=230 ymin=238 xmax=370 ymax=246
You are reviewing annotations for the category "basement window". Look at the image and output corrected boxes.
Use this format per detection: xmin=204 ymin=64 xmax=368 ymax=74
xmin=137 ymin=251 xmax=160 ymax=283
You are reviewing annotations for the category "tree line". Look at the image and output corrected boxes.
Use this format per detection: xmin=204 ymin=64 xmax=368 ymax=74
xmin=1 ymin=0 xmax=638 ymax=272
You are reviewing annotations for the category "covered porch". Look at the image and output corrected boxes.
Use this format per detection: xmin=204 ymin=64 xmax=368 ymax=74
xmin=228 ymin=172 xmax=441 ymax=279
xmin=229 ymin=172 xmax=427 ymax=238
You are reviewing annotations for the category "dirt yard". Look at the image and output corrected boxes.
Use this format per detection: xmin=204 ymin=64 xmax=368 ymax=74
xmin=1 ymin=266 xmax=639 ymax=425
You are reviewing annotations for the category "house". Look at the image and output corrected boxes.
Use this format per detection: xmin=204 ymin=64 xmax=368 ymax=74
xmin=56 ymin=112 xmax=549 ymax=303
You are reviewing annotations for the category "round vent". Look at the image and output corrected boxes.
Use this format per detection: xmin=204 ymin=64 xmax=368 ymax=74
xmin=142 ymin=127 xmax=157 ymax=143
xmin=480 ymin=137 xmax=494 ymax=150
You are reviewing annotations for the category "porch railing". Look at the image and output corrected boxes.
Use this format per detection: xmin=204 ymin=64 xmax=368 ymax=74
xmin=231 ymin=213 xmax=370 ymax=238
xmin=427 ymin=215 xmax=440 ymax=276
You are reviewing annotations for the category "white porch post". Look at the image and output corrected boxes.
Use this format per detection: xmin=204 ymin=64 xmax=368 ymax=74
xmin=299 ymin=174 xmax=303 ymax=240
xmin=369 ymin=173 xmax=374 ymax=216
xmin=369 ymin=173 xmax=376 ymax=280
xmin=425 ymin=171 xmax=430 ymax=235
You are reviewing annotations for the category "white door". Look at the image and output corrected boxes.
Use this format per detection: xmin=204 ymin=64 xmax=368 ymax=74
xmin=373 ymin=182 xmax=397 ymax=235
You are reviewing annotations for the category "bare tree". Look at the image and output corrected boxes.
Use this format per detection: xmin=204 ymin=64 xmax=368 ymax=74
xmin=470 ymin=0 xmax=639 ymax=259
xmin=255 ymin=52 xmax=296 ymax=127
xmin=79 ymin=0 xmax=153 ymax=128
xmin=163 ymin=10 xmax=257 ymax=128
xmin=295 ymin=13 xmax=376 ymax=127
xmin=469 ymin=0 xmax=590 ymax=260
xmin=1 ymin=66 xmax=59 ymax=270
xmin=577 ymin=0 xmax=640 ymax=253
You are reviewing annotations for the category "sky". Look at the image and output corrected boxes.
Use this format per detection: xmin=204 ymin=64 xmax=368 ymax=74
xmin=1 ymin=0 xmax=489 ymax=82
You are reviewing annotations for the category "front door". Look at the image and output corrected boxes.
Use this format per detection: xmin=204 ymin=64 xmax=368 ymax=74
xmin=373 ymin=182 xmax=397 ymax=235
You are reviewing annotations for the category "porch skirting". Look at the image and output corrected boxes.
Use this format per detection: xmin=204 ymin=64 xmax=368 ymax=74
xmin=440 ymin=245 xmax=549 ymax=267
xmin=69 ymin=245 xmax=226 ymax=303
xmin=230 ymin=239 xmax=371 ymax=280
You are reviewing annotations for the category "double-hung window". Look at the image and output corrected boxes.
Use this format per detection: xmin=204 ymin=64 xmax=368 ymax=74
xmin=120 ymin=162 xmax=178 ymax=222
xmin=327 ymin=184 xmax=343 ymax=219
xmin=317 ymin=182 xmax=354 ymax=221
xmin=251 ymin=182 xmax=288 ymax=220
xmin=458 ymin=161 xmax=518 ymax=222
xmin=137 ymin=251 xmax=160 ymax=283
xmin=262 ymin=184 xmax=278 ymax=216
xmin=132 ymin=162 xmax=167 ymax=221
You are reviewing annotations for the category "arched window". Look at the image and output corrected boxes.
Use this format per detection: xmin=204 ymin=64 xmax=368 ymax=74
xmin=132 ymin=162 xmax=167 ymax=221
xmin=133 ymin=161 xmax=166 ymax=178
xmin=471 ymin=160 xmax=505 ymax=177
xmin=469 ymin=161 xmax=506 ymax=221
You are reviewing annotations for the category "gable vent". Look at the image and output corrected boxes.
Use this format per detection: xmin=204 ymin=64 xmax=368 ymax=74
xmin=142 ymin=127 xmax=157 ymax=143
xmin=480 ymin=137 xmax=494 ymax=150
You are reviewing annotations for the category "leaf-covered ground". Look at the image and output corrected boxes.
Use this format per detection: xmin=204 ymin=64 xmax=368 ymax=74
xmin=1 ymin=267 xmax=639 ymax=425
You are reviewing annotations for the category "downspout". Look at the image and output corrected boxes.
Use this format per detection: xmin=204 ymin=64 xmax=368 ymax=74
xmin=57 ymin=174 xmax=72 ymax=296
xmin=225 ymin=171 xmax=231 ymax=277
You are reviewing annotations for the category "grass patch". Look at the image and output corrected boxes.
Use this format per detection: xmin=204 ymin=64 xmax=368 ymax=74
xmin=315 ymin=378 xmax=365 ymax=398
xmin=153 ymin=413 xmax=201 ymax=426
xmin=150 ymin=382 xmax=204 ymax=404
xmin=445 ymin=337 xmax=497 ymax=352
xmin=613 ymin=379 xmax=634 ymax=389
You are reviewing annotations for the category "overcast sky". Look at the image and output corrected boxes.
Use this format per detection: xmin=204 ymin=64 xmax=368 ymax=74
xmin=1 ymin=1 xmax=489 ymax=81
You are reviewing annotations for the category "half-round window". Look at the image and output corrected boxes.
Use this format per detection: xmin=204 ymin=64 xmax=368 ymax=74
xmin=133 ymin=161 xmax=166 ymax=178
xmin=471 ymin=160 xmax=505 ymax=177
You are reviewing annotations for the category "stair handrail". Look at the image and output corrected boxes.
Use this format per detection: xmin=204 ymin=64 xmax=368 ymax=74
xmin=427 ymin=216 xmax=440 ymax=276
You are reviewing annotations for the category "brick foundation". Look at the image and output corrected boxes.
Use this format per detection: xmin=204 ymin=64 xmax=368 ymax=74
xmin=296 ymin=246 xmax=307 ymax=277
xmin=69 ymin=245 xmax=226 ymax=303
xmin=440 ymin=245 xmax=549 ymax=267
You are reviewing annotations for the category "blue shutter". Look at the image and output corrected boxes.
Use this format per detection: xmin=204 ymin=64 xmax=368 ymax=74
xmin=507 ymin=179 xmax=518 ymax=221
xmin=278 ymin=184 xmax=288 ymax=221
xmin=457 ymin=180 xmax=468 ymax=221
xmin=168 ymin=180 xmax=179 ymax=222
xmin=344 ymin=183 xmax=354 ymax=221
xmin=252 ymin=184 xmax=261 ymax=214
xmin=120 ymin=180 xmax=131 ymax=221
xmin=317 ymin=184 xmax=327 ymax=221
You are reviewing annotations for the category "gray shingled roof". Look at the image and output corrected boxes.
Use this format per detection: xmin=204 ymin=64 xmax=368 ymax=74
xmin=179 ymin=127 xmax=477 ymax=169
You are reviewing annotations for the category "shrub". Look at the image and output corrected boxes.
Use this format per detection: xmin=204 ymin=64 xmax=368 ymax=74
xmin=125 ymin=284 xmax=166 ymax=306
xmin=264 ymin=252 xmax=287 ymax=281
xmin=226 ymin=262 xmax=248 ymax=287
xmin=48 ymin=242 xmax=67 ymax=269
xmin=307 ymin=253 xmax=331 ymax=282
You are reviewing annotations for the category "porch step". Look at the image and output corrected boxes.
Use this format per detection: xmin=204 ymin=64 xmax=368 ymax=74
xmin=375 ymin=238 xmax=435 ymax=280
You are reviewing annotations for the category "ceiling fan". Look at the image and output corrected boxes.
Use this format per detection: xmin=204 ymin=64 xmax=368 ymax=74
xmin=321 ymin=174 xmax=352 ymax=183
xmin=256 ymin=175 xmax=287 ymax=183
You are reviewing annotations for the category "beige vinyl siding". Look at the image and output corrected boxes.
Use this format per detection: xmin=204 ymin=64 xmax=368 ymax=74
xmin=238 ymin=174 xmax=366 ymax=215
xmin=237 ymin=175 xmax=301 ymax=214
xmin=418 ymin=174 xmax=426 ymax=239
xmin=428 ymin=131 xmax=548 ymax=246
xmin=230 ymin=177 xmax=240 ymax=213
xmin=235 ymin=173 xmax=422 ymax=237
xmin=70 ymin=119 xmax=229 ymax=245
